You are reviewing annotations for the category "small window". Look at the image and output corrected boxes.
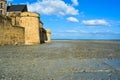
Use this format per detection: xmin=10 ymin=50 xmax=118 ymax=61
xmin=0 ymin=10 xmax=2 ymax=14
xmin=0 ymin=3 xmax=3 ymax=8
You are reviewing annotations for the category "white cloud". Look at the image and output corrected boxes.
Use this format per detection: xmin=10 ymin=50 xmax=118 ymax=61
xmin=67 ymin=17 xmax=79 ymax=22
xmin=27 ymin=0 xmax=79 ymax=16
xmin=82 ymin=19 xmax=110 ymax=26
xmin=59 ymin=30 xmax=88 ymax=33
xmin=71 ymin=0 xmax=79 ymax=6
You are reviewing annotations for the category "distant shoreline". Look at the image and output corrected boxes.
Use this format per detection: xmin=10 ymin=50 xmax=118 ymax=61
xmin=52 ymin=39 xmax=120 ymax=41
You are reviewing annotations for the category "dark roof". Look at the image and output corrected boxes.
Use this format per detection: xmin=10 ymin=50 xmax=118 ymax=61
xmin=7 ymin=5 xmax=28 ymax=12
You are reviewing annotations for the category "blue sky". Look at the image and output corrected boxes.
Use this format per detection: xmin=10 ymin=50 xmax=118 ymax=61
xmin=8 ymin=0 xmax=120 ymax=39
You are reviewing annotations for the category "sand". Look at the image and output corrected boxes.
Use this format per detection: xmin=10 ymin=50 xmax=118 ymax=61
xmin=0 ymin=40 xmax=120 ymax=80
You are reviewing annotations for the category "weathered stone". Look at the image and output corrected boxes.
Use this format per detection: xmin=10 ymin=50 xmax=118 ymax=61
xmin=0 ymin=0 xmax=51 ymax=45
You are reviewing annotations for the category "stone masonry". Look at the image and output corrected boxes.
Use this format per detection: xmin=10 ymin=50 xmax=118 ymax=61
xmin=0 ymin=0 xmax=51 ymax=45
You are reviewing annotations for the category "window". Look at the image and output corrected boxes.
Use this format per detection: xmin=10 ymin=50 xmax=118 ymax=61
xmin=0 ymin=3 xmax=3 ymax=8
xmin=0 ymin=10 xmax=2 ymax=14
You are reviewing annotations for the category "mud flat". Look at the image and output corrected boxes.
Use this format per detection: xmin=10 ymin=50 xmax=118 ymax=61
xmin=0 ymin=40 xmax=120 ymax=80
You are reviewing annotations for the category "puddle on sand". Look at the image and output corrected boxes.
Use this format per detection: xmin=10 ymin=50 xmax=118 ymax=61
xmin=32 ymin=58 xmax=120 ymax=80
xmin=72 ymin=59 xmax=120 ymax=80
xmin=104 ymin=59 xmax=120 ymax=70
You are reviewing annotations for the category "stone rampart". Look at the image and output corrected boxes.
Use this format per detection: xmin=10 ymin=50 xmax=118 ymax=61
xmin=19 ymin=12 xmax=40 ymax=44
xmin=45 ymin=29 xmax=51 ymax=43
xmin=0 ymin=17 xmax=24 ymax=45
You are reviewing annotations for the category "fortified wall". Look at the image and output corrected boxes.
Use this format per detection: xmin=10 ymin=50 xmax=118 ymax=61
xmin=19 ymin=12 xmax=41 ymax=44
xmin=0 ymin=0 xmax=51 ymax=45
xmin=0 ymin=15 xmax=24 ymax=45
xmin=0 ymin=12 xmax=51 ymax=45
xmin=9 ymin=12 xmax=51 ymax=45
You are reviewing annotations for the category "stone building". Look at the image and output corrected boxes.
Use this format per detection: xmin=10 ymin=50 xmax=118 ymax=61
xmin=0 ymin=0 xmax=51 ymax=45
xmin=0 ymin=0 xmax=6 ymax=15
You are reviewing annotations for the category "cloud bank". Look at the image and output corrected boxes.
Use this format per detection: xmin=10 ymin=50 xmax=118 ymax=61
xmin=82 ymin=19 xmax=110 ymax=26
xmin=27 ymin=0 xmax=79 ymax=16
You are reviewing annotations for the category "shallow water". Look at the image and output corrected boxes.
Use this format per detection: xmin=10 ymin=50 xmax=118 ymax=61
xmin=0 ymin=40 xmax=120 ymax=80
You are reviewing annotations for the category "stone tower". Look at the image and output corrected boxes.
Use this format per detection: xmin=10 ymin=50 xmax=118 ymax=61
xmin=20 ymin=12 xmax=40 ymax=45
xmin=0 ymin=0 xmax=6 ymax=15
xmin=45 ymin=29 xmax=51 ymax=43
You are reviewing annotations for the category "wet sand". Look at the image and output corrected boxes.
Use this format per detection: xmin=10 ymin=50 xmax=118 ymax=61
xmin=0 ymin=40 xmax=120 ymax=80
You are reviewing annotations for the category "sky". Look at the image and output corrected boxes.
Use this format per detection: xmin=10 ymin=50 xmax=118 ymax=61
xmin=8 ymin=0 xmax=120 ymax=40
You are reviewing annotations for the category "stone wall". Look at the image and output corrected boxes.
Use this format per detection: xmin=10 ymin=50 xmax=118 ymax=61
xmin=0 ymin=0 xmax=6 ymax=15
xmin=0 ymin=11 xmax=51 ymax=45
xmin=39 ymin=28 xmax=51 ymax=43
xmin=0 ymin=16 xmax=24 ymax=45
xmin=20 ymin=12 xmax=40 ymax=45
xmin=45 ymin=29 xmax=51 ymax=43
xmin=7 ymin=12 xmax=21 ymax=26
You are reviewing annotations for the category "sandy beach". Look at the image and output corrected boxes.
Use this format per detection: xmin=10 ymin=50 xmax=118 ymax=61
xmin=0 ymin=40 xmax=120 ymax=80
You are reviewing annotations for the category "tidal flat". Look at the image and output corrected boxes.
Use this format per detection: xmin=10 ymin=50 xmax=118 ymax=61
xmin=0 ymin=40 xmax=120 ymax=80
